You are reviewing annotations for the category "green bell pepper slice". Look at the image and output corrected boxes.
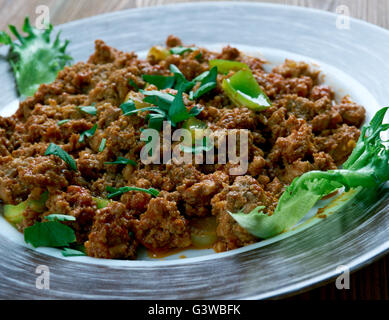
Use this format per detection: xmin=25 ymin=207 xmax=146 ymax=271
xmin=209 ymin=59 xmax=249 ymax=74
xmin=222 ymin=69 xmax=271 ymax=111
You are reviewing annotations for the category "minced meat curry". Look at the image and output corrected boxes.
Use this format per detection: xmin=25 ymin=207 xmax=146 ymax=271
xmin=0 ymin=35 xmax=366 ymax=259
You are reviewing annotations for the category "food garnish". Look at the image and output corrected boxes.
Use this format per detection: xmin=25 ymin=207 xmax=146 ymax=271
xmin=230 ymin=107 xmax=389 ymax=238
xmin=221 ymin=69 xmax=271 ymax=111
xmin=44 ymin=143 xmax=77 ymax=171
xmin=0 ymin=17 xmax=72 ymax=97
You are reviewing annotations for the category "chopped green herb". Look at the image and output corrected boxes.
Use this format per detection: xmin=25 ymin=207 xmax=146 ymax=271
xmin=141 ymin=90 xmax=175 ymax=111
xmin=104 ymin=156 xmax=137 ymax=166
xmin=24 ymin=221 xmax=76 ymax=248
xmin=128 ymin=78 xmax=139 ymax=91
xmin=169 ymin=46 xmax=198 ymax=55
xmin=190 ymin=66 xmax=218 ymax=100
xmin=57 ymin=119 xmax=70 ymax=126
xmin=168 ymin=88 xmax=190 ymax=126
xmin=99 ymin=138 xmax=106 ymax=152
xmin=229 ymin=107 xmax=389 ymax=239
xmin=142 ymin=74 xmax=175 ymax=90
xmin=0 ymin=17 xmax=72 ymax=97
xmin=45 ymin=214 xmax=76 ymax=222
xmin=169 ymin=64 xmax=195 ymax=92
xmin=120 ymin=99 xmax=136 ymax=115
xmin=77 ymin=104 xmax=97 ymax=116
xmin=61 ymin=247 xmax=86 ymax=257
xmin=44 ymin=143 xmax=77 ymax=171
xmin=106 ymin=186 xmax=159 ymax=199
xmin=78 ymin=124 xmax=97 ymax=143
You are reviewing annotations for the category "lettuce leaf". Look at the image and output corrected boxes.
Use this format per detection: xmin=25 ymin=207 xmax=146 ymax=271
xmin=230 ymin=107 xmax=389 ymax=239
xmin=0 ymin=17 xmax=72 ymax=97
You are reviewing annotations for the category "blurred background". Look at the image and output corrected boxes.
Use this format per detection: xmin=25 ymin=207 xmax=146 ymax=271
xmin=0 ymin=0 xmax=387 ymax=30
xmin=0 ymin=0 xmax=388 ymax=300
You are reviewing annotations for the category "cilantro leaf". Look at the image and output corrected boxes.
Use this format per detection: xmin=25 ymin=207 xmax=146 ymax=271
xmin=61 ymin=247 xmax=86 ymax=257
xmin=44 ymin=143 xmax=77 ymax=171
xmin=24 ymin=221 xmax=76 ymax=248
xmin=106 ymin=186 xmax=159 ymax=199
xmin=77 ymin=104 xmax=97 ymax=116
xmin=142 ymin=74 xmax=175 ymax=90
xmin=141 ymin=90 xmax=175 ymax=111
xmin=0 ymin=17 xmax=72 ymax=97
xmin=120 ymin=99 xmax=136 ymax=115
xmin=99 ymin=138 xmax=106 ymax=152
xmin=45 ymin=214 xmax=76 ymax=222
xmin=169 ymin=64 xmax=195 ymax=92
xmin=104 ymin=156 xmax=137 ymax=166
xmin=78 ymin=124 xmax=97 ymax=143
xmin=168 ymin=89 xmax=190 ymax=126
xmin=190 ymin=66 xmax=218 ymax=99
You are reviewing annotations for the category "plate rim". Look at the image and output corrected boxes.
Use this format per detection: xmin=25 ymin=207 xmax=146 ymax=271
xmin=0 ymin=1 xmax=388 ymax=300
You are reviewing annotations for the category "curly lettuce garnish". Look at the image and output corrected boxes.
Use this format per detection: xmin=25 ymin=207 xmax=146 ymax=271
xmin=0 ymin=17 xmax=72 ymax=97
xmin=230 ymin=107 xmax=389 ymax=239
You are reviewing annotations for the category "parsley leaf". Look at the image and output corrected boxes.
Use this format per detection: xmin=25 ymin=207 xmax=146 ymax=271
xmin=142 ymin=74 xmax=175 ymax=90
xmin=141 ymin=90 xmax=175 ymax=111
xmin=44 ymin=143 xmax=77 ymax=171
xmin=77 ymin=103 xmax=97 ymax=116
xmin=24 ymin=221 xmax=76 ymax=248
xmin=99 ymin=138 xmax=106 ymax=152
xmin=168 ymin=88 xmax=190 ymax=126
xmin=45 ymin=214 xmax=76 ymax=222
xmin=169 ymin=64 xmax=195 ymax=92
xmin=128 ymin=78 xmax=139 ymax=91
xmin=120 ymin=99 xmax=136 ymax=115
xmin=190 ymin=66 xmax=218 ymax=100
xmin=104 ymin=157 xmax=137 ymax=166
xmin=78 ymin=124 xmax=97 ymax=143
xmin=61 ymin=247 xmax=86 ymax=257
xmin=106 ymin=186 xmax=159 ymax=199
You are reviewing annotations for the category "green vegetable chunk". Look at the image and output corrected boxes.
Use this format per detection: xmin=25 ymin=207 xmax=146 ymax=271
xmin=209 ymin=59 xmax=249 ymax=74
xmin=229 ymin=107 xmax=389 ymax=239
xmin=222 ymin=69 xmax=271 ymax=111
xmin=3 ymin=202 xmax=27 ymax=225
xmin=0 ymin=17 xmax=72 ymax=98
xmin=24 ymin=221 xmax=76 ymax=248
xmin=92 ymin=197 xmax=110 ymax=209
xmin=3 ymin=191 xmax=48 ymax=225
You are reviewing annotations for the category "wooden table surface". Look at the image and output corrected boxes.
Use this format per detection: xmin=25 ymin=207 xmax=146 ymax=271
xmin=0 ymin=0 xmax=388 ymax=300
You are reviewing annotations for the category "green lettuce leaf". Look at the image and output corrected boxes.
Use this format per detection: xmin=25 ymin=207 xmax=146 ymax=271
xmin=230 ymin=107 xmax=389 ymax=239
xmin=0 ymin=17 xmax=72 ymax=97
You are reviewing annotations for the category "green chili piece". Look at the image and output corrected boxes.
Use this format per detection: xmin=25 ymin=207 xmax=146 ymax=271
xmin=209 ymin=59 xmax=249 ymax=74
xmin=222 ymin=69 xmax=271 ymax=111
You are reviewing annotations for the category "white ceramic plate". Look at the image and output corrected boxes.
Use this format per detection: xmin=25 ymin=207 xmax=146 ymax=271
xmin=0 ymin=2 xmax=388 ymax=299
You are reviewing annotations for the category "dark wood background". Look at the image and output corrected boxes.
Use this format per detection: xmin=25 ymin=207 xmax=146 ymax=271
xmin=0 ymin=0 xmax=388 ymax=300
